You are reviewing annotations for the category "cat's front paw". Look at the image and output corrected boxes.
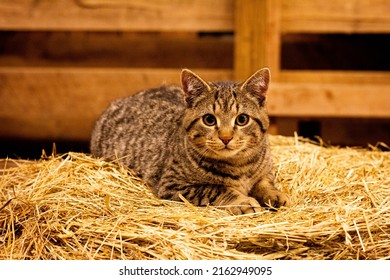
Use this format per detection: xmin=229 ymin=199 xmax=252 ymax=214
xmin=227 ymin=196 xmax=261 ymax=215
xmin=258 ymin=189 xmax=291 ymax=209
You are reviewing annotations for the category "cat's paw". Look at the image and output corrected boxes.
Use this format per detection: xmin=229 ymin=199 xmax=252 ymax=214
xmin=227 ymin=196 xmax=262 ymax=215
xmin=258 ymin=189 xmax=291 ymax=209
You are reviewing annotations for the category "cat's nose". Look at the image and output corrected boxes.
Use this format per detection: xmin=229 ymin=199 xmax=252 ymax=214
xmin=219 ymin=136 xmax=233 ymax=145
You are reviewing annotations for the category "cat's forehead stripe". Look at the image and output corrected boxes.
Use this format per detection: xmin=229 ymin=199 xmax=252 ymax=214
xmin=214 ymin=93 xmax=237 ymax=114
xmin=212 ymin=84 xmax=238 ymax=114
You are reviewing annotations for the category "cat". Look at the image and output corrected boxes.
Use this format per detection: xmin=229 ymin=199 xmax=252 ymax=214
xmin=90 ymin=68 xmax=291 ymax=215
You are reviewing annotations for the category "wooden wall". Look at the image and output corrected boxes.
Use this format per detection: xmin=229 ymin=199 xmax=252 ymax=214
xmin=0 ymin=0 xmax=389 ymax=149
xmin=234 ymin=0 xmax=390 ymax=146
xmin=0 ymin=0 xmax=234 ymax=141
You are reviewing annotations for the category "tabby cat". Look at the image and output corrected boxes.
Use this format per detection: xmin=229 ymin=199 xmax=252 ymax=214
xmin=90 ymin=68 xmax=291 ymax=215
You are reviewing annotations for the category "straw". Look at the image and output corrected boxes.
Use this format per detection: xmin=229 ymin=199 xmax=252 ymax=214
xmin=0 ymin=135 xmax=389 ymax=259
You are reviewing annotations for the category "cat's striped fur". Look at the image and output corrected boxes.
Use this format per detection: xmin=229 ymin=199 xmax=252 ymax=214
xmin=90 ymin=68 xmax=290 ymax=214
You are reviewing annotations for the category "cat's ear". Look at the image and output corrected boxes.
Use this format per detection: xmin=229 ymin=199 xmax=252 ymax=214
xmin=181 ymin=69 xmax=211 ymax=105
xmin=240 ymin=68 xmax=270 ymax=105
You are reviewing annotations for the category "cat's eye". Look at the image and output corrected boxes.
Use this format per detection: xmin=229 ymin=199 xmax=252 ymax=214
xmin=202 ymin=114 xmax=217 ymax=126
xmin=235 ymin=114 xmax=250 ymax=126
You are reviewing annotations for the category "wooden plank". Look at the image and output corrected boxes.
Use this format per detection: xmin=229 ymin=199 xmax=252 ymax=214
xmin=0 ymin=0 xmax=233 ymax=31
xmin=0 ymin=67 xmax=232 ymax=140
xmin=234 ymin=0 xmax=281 ymax=80
xmin=267 ymin=82 xmax=390 ymax=118
xmin=280 ymin=70 xmax=390 ymax=85
xmin=281 ymin=0 xmax=390 ymax=33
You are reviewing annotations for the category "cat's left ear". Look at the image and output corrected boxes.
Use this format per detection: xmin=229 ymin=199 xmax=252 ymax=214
xmin=181 ymin=69 xmax=211 ymax=106
xmin=240 ymin=68 xmax=270 ymax=105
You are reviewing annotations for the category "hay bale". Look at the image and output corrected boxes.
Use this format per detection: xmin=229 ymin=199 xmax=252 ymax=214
xmin=0 ymin=135 xmax=389 ymax=260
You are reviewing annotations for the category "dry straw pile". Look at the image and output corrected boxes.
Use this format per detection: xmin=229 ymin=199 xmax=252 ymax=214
xmin=0 ymin=135 xmax=389 ymax=260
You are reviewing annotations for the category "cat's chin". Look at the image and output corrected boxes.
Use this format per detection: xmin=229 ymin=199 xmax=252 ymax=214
xmin=209 ymin=147 xmax=241 ymax=159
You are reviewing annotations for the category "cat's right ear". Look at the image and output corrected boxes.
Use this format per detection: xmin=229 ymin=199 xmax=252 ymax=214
xmin=181 ymin=69 xmax=211 ymax=106
xmin=240 ymin=68 xmax=270 ymax=106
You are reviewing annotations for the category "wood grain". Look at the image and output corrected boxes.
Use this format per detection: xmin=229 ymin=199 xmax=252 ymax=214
xmin=268 ymin=82 xmax=390 ymax=118
xmin=281 ymin=0 xmax=390 ymax=33
xmin=234 ymin=0 xmax=281 ymax=80
xmin=0 ymin=0 xmax=234 ymax=31
xmin=1 ymin=67 xmax=388 ymax=141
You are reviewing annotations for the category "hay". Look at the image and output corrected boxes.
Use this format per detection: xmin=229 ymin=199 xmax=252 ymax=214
xmin=0 ymin=135 xmax=389 ymax=260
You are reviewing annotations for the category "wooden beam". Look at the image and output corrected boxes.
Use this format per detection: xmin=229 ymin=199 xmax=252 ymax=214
xmin=0 ymin=67 xmax=232 ymax=140
xmin=234 ymin=0 xmax=281 ymax=80
xmin=268 ymin=83 xmax=390 ymax=118
xmin=2 ymin=67 xmax=387 ymax=142
xmin=281 ymin=0 xmax=390 ymax=33
xmin=0 ymin=0 xmax=234 ymax=32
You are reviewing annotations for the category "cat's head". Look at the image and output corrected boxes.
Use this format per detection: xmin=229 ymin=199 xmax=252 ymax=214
xmin=181 ymin=68 xmax=270 ymax=160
